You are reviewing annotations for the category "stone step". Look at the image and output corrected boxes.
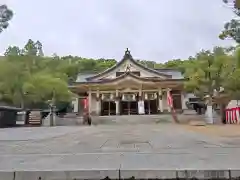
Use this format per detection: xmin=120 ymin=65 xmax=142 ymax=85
xmin=92 ymin=115 xmax=173 ymax=125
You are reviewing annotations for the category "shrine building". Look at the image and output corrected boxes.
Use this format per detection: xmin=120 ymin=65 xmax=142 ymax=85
xmin=70 ymin=49 xmax=187 ymax=116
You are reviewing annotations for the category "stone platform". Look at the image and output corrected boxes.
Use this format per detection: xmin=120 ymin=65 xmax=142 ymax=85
xmin=1 ymin=124 xmax=240 ymax=179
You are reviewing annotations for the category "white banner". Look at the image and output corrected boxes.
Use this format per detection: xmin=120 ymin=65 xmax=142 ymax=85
xmin=138 ymin=100 xmax=145 ymax=114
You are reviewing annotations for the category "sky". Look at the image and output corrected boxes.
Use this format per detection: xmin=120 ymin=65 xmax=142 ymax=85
xmin=0 ymin=0 xmax=237 ymax=62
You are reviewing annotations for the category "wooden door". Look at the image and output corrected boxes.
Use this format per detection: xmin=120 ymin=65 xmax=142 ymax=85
xmin=172 ymin=94 xmax=182 ymax=109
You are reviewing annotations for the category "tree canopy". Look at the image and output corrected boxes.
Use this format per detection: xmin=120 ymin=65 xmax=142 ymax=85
xmin=220 ymin=0 xmax=240 ymax=42
xmin=0 ymin=4 xmax=13 ymax=33
xmin=0 ymin=38 xmax=238 ymax=111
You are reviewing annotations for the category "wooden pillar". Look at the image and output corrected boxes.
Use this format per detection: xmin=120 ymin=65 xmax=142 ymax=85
xmin=138 ymin=88 xmax=141 ymax=115
xmin=115 ymin=90 xmax=119 ymax=115
xmin=139 ymin=88 xmax=142 ymax=97
xmin=96 ymin=90 xmax=101 ymax=115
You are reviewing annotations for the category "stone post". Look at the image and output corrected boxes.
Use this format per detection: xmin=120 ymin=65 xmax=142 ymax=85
xmin=181 ymin=92 xmax=187 ymax=110
xmin=73 ymin=97 xmax=79 ymax=113
xmin=204 ymin=95 xmax=213 ymax=124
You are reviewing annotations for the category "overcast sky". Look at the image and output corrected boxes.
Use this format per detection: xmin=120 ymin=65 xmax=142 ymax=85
xmin=0 ymin=0 xmax=236 ymax=62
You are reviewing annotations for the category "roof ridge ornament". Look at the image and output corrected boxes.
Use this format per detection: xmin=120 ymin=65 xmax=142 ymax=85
xmin=123 ymin=48 xmax=132 ymax=60
xmin=125 ymin=48 xmax=130 ymax=54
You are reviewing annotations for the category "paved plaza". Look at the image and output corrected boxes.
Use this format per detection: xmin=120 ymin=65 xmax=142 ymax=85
xmin=1 ymin=124 xmax=240 ymax=179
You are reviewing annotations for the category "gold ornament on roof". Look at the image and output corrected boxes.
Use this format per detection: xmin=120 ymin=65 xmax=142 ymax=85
xmin=125 ymin=62 xmax=132 ymax=72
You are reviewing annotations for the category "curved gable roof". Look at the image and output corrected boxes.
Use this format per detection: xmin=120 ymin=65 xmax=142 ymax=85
xmin=112 ymin=72 xmax=183 ymax=83
xmin=73 ymin=71 xmax=185 ymax=85
xmin=86 ymin=50 xmax=171 ymax=81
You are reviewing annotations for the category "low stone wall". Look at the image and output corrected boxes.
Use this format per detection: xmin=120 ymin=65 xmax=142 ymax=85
xmin=1 ymin=169 xmax=240 ymax=179
xmin=55 ymin=117 xmax=83 ymax=126
xmin=42 ymin=115 xmax=83 ymax=126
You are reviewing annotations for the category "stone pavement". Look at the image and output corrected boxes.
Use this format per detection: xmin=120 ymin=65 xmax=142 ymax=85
xmin=1 ymin=124 xmax=240 ymax=179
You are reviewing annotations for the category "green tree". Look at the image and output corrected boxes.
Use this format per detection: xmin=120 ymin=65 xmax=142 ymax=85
xmin=220 ymin=0 xmax=240 ymax=42
xmin=0 ymin=41 xmax=73 ymax=109
xmin=35 ymin=40 xmax=44 ymax=56
xmin=137 ymin=60 xmax=156 ymax=68
xmin=0 ymin=60 xmax=30 ymax=108
xmin=96 ymin=58 xmax=117 ymax=71
xmin=224 ymin=47 xmax=240 ymax=99
xmin=23 ymin=73 xmax=72 ymax=104
xmin=4 ymin=46 xmax=22 ymax=56
xmin=223 ymin=0 xmax=240 ymax=14
xmin=0 ymin=5 xmax=13 ymax=33
xmin=23 ymin=39 xmax=38 ymax=56
xmin=184 ymin=47 xmax=232 ymax=123
xmin=78 ymin=58 xmax=98 ymax=72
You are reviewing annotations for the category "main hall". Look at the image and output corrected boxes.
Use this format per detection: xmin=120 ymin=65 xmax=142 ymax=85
xmin=70 ymin=49 xmax=187 ymax=116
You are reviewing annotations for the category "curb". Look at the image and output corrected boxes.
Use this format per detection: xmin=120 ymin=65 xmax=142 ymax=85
xmin=1 ymin=169 xmax=239 ymax=180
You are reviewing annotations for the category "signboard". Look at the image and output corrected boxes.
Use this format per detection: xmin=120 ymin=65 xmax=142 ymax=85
xmin=144 ymin=93 xmax=157 ymax=100
xmin=28 ymin=111 xmax=41 ymax=125
xmin=122 ymin=94 xmax=136 ymax=101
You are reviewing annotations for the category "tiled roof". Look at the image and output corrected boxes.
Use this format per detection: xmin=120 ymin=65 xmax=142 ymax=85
xmin=86 ymin=50 xmax=172 ymax=81
xmin=75 ymin=73 xmax=97 ymax=82
xmin=75 ymin=49 xmax=184 ymax=83
xmin=74 ymin=71 xmax=185 ymax=85
xmin=155 ymin=69 xmax=184 ymax=79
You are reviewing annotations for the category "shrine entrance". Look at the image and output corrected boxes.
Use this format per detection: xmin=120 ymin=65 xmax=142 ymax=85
xmin=101 ymin=101 xmax=116 ymax=116
xmin=120 ymin=101 xmax=138 ymax=115
xmin=144 ymin=99 xmax=158 ymax=114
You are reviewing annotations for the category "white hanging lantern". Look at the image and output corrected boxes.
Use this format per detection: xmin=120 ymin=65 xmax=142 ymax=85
xmin=101 ymin=94 xmax=105 ymax=100
xmin=145 ymin=93 xmax=148 ymax=100
xmin=154 ymin=93 xmax=157 ymax=99
xmin=122 ymin=94 xmax=125 ymax=100
xmin=133 ymin=94 xmax=136 ymax=101
xmin=110 ymin=93 xmax=114 ymax=100
xmin=158 ymin=89 xmax=162 ymax=96
xmin=96 ymin=90 xmax=100 ymax=98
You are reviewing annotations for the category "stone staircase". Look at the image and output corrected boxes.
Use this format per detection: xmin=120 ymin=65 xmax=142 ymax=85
xmin=40 ymin=111 xmax=211 ymax=126
xmin=92 ymin=114 xmax=174 ymax=125
xmin=91 ymin=110 xmax=209 ymax=125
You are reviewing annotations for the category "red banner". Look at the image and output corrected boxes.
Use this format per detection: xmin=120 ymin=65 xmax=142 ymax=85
xmin=167 ymin=90 xmax=179 ymax=123
xmin=167 ymin=91 xmax=174 ymax=110
xmin=83 ymin=98 xmax=88 ymax=112
xmin=226 ymin=107 xmax=240 ymax=124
